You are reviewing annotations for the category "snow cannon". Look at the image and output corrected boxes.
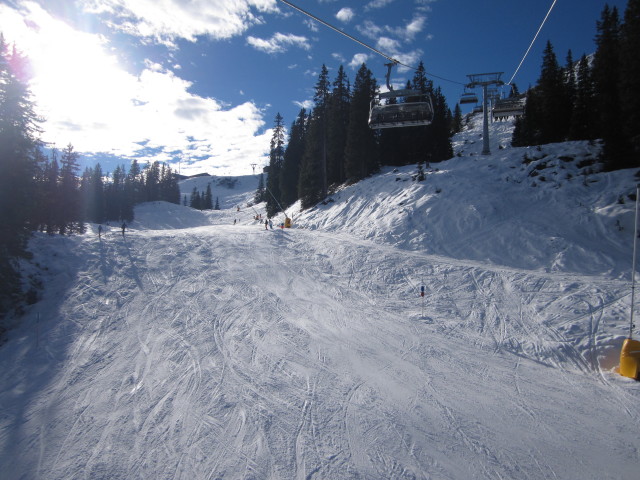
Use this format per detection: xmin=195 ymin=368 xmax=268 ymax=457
xmin=284 ymin=217 xmax=292 ymax=228
xmin=619 ymin=185 xmax=640 ymax=380
xmin=619 ymin=338 xmax=640 ymax=380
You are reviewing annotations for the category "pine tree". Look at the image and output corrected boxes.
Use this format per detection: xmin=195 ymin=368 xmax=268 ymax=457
xmin=83 ymin=163 xmax=105 ymax=224
xmin=280 ymin=109 xmax=307 ymax=208
xmin=159 ymin=163 xmax=180 ymax=204
xmin=121 ymin=164 xmax=136 ymax=222
xmin=537 ymin=41 xmax=570 ymax=143
xmin=563 ymin=49 xmax=576 ymax=131
xmin=41 ymin=151 xmax=60 ymax=233
xmin=214 ymin=196 xmax=220 ymax=210
xmin=298 ymin=111 xmax=325 ymax=208
xmin=412 ymin=61 xmax=434 ymax=94
xmin=619 ymin=0 xmax=640 ymax=158
xmin=204 ymin=184 xmax=213 ymax=210
xmin=512 ymin=87 xmax=543 ymax=146
xmin=326 ymin=65 xmax=350 ymax=186
xmin=266 ymin=112 xmax=285 ymax=218
xmin=105 ymin=165 xmax=125 ymax=222
xmin=145 ymin=161 xmax=161 ymax=202
xmin=299 ymin=65 xmax=331 ymax=208
xmin=254 ymin=173 xmax=266 ymax=204
xmin=344 ymin=63 xmax=379 ymax=182
xmin=190 ymin=187 xmax=202 ymax=210
xmin=128 ymin=159 xmax=144 ymax=204
xmin=0 ymin=36 xmax=40 ymax=253
xmin=32 ymin=147 xmax=49 ymax=232
xmin=512 ymin=43 xmax=571 ymax=147
xmin=569 ymin=54 xmax=596 ymax=141
xmin=58 ymin=144 xmax=81 ymax=234
xmin=428 ymin=87 xmax=454 ymax=163
xmin=405 ymin=64 xmax=432 ymax=165
xmin=411 ymin=63 xmax=451 ymax=164
xmin=593 ymin=5 xmax=630 ymax=169
xmin=451 ymin=103 xmax=463 ymax=135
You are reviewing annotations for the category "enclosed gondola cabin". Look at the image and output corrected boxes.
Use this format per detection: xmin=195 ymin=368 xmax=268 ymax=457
xmin=369 ymin=88 xmax=434 ymax=129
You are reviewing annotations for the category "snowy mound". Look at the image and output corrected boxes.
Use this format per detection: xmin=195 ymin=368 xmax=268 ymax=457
xmin=132 ymin=201 xmax=213 ymax=230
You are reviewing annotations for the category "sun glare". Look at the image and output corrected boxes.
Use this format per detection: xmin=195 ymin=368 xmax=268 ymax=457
xmin=2 ymin=2 xmax=138 ymax=150
xmin=0 ymin=1 xmax=270 ymax=174
xmin=30 ymin=21 xmax=132 ymax=128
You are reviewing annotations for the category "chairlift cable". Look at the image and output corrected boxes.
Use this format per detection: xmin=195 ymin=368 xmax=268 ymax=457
xmin=507 ymin=0 xmax=558 ymax=86
xmin=277 ymin=0 xmax=466 ymax=86
xmin=278 ymin=0 xmax=399 ymax=65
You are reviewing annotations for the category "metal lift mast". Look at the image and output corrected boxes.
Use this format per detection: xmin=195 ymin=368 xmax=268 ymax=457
xmin=465 ymin=73 xmax=504 ymax=155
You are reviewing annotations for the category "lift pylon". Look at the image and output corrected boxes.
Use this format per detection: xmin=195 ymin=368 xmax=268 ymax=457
xmin=465 ymin=72 xmax=504 ymax=155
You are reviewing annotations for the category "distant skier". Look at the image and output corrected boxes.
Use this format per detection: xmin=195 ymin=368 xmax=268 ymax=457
xmin=121 ymin=222 xmax=126 ymax=237
xmin=269 ymin=219 xmax=273 ymax=230
xmin=264 ymin=219 xmax=268 ymax=230
xmin=98 ymin=225 xmax=103 ymax=239
xmin=233 ymin=219 xmax=237 ymax=225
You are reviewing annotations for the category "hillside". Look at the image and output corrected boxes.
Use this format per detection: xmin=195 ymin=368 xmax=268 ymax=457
xmin=291 ymin=114 xmax=637 ymax=278
xmin=1 ymin=115 xmax=639 ymax=480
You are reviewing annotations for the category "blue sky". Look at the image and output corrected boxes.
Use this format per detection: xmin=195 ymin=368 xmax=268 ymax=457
xmin=0 ymin=0 xmax=629 ymax=176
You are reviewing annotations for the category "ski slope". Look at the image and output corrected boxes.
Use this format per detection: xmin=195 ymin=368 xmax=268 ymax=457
xmin=1 ymin=115 xmax=640 ymax=479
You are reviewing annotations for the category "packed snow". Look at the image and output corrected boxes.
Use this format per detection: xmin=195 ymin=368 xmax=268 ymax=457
xmin=1 ymin=114 xmax=639 ymax=479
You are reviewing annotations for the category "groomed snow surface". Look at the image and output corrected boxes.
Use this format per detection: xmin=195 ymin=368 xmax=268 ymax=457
xmin=2 ymin=115 xmax=639 ymax=479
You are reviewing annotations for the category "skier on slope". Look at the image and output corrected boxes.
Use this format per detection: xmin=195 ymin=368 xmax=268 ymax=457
xmin=121 ymin=222 xmax=126 ymax=237
xmin=264 ymin=219 xmax=268 ymax=230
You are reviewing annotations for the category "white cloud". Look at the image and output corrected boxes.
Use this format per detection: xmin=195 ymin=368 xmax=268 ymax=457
xmin=0 ymin=2 xmax=271 ymax=175
xmin=377 ymin=37 xmax=401 ymax=53
xmin=304 ymin=18 xmax=319 ymax=32
xmin=365 ymin=0 xmax=395 ymax=10
xmin=415 ymin=0 xmax=436 ymax=12
xmin=348 ymin=53 xmax=370 ymax=70
xmin=393 ymin=50 xmax=424 ymax=72
xmin=332 ymin=52 xmax=346 ymax=63
xmin=79 ymin=0 xmax=279 ymax=46
xmin=293 ymin=99 xmax=314 ymax=110
xmin=358 ymin=15 xmax=427 ymax=44
xmin=389 ymin=15 xmax=426 ymax=42
xmin=335 ymin=7 xmax=355 ymax=23
xmin=356 ymin=20 xmax=383 ymax=40
xmin=246 ymin=32 xmax=311 ymax=54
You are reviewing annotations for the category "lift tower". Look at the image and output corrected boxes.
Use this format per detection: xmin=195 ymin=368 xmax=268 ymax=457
xmin=465 ymin=72 xmax=504 ymax=155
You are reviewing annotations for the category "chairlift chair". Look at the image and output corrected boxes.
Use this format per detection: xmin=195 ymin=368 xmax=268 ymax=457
xmin=492 ymin=96 xmax=525 ymax=121
xmin=459 ymin=91 xmax=478 ymax=104
xmin=368 ymin=62 xmax=434 ymax=129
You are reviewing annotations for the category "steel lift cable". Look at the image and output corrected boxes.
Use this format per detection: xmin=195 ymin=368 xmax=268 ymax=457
xmin=277 ymin=0 xmax=465 ymax=86
xmin=507 ymin=0 xmax=558 ymax=85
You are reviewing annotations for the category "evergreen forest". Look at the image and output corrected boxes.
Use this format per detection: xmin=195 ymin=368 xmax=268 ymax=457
xmin=0 ymin=34 xmax=181 ymax=320
xmin=512 ymin=1 xmax=640 ymax=171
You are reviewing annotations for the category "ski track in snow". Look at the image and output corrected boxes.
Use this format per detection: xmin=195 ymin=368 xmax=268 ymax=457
xmin=2 ymin=221 xmax=639 ymax=480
